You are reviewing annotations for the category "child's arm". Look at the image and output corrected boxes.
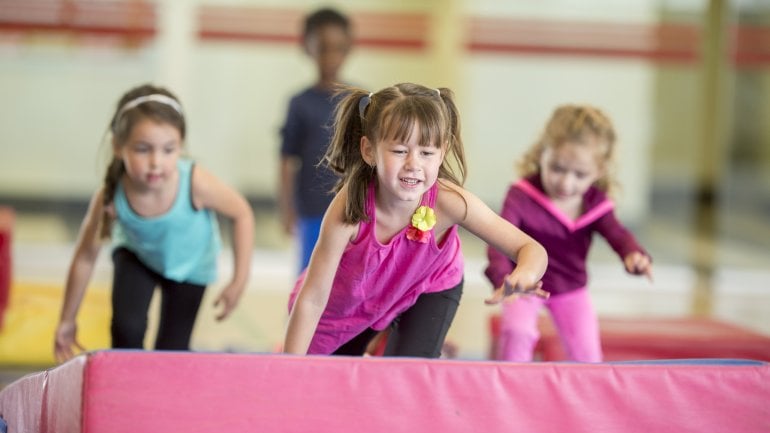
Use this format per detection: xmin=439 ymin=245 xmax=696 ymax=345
xmin=55 ymin=189 xmax=105 ymax=362
xmin=192 ymin=165 xmax=255 ymax=321
xmin=436 ymin=181 xmax=548 ymax=304
xmin=484 ymin=185 xmax=523 ymax=289
xmin=485 ymin=246 xmax=515 ymax=290
xmin=277 ymin=156 xmax=299 ymax=235
xmin=283 ymin=188 xmax=357 ymax=355
xmin=594 ymin=211 xmax=653 ymax=282
xmin=278 ymin=97 xmax=302 ymax=236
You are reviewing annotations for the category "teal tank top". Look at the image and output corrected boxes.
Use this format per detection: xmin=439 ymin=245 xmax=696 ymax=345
xmin=112 ymin=159 xmax=220 ymax=285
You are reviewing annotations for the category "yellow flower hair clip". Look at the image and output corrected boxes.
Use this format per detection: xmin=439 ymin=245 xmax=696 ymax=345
xmin=406 ymin=205 xmax=436 ymax=243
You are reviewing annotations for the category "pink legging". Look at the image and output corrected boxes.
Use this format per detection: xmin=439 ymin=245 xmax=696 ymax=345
xmin=497 ymin=288 xmax=603 ymax=362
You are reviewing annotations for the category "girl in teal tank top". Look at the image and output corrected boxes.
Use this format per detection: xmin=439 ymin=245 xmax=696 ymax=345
xmin=54 ymin=84 xmax=255 ymax=362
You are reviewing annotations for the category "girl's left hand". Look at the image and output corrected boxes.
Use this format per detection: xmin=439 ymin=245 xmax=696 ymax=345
xmin=485 ymin=271 xmax=549 ymax=305
xmin=624 ymin=252 xmax=653 ymax=282
xmin=213 ymin=283 xmax=245 ymax=321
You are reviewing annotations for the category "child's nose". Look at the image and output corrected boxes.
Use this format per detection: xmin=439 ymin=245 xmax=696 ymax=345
xmin=149 ymin=151 xmax=161 ymax=166
xmin=404 ymin=152 xmax=414 ymax=169
xmin=404 ymin=152 xmax=417 ymax=169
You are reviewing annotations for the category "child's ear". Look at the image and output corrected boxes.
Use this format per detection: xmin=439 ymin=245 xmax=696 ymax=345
xmin=596 ymin=160 xmax=608 ymax=179
xmin=111 ymin=137 xmax=120 ymax=159
xmin=303 ymin=34 xmax=316 ymax=57
xmin=440 ymin=140 xmax=450 ymax=158
xmin=592 ymin=165 xmax=608 ymax=187
xmin=360 ymin=136 xmax=374 ymax=166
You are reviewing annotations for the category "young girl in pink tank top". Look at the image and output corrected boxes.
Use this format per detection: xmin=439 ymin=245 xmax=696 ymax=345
xmin=284 ymin=83 xmax=549 ymax=357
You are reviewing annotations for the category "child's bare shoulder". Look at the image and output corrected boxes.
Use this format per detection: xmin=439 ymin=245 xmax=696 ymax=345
xmin=435 ymin=179 xmax=470 ymax=225
xmin=322 ymin=186 xmax=360 ymax=239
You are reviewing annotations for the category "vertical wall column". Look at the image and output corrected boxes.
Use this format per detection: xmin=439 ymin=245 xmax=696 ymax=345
xmin=155 ymin=0 xmax=196 ymax=102
xmin=427 ymin=0 xmax=463 ymax=91
xmin=692 ymin=0 xmax=733 ymax=315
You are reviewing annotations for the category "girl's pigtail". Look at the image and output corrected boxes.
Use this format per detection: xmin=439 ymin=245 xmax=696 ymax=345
xmin=325 ymin=86 xmax=374 ymax=223
xmin=99 ymin=157 xmax=124 ymax=239
xmin=325 ymin=87 xmax=364 ymax=179
xmin=436 ymin=88 xmax=467 ymax=186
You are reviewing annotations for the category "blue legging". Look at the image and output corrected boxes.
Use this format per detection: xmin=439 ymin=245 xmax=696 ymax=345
xmin=297 ymin=216 xmax=323 ymax=273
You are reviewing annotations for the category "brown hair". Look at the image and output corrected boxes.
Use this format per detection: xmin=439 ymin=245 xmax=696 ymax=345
xmin=99 ymin=84 xmax=185 ymax=238
xmin=519 ymin=104 xmax=617 ymax=194
xmin=324 ymin=83 xmax=467 ymax=224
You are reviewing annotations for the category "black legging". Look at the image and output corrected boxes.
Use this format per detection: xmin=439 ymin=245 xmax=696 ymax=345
xmin=333 ymin=279 xmax=464 ymax=358
xmin=111 ymin=247 xmax=206 ymax=350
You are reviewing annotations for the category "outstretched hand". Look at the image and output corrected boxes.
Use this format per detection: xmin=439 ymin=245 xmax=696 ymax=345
xmin=213 ymin=283 xmax=245 ymax=321
xmin=54 ymin=321 xmax=86 ymax=363
xmin=624 ymin=252 xmax=653 ymax=282
xmin=485 ymin=272 xmax=549 ymax=305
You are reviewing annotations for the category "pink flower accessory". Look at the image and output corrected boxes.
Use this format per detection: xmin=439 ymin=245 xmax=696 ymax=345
xmin=406 ymin=205 xmax=436 ymax=244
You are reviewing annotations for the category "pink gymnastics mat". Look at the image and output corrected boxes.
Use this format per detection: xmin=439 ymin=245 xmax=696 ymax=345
xmin=1 ymin=350 xmax=768 ymax=433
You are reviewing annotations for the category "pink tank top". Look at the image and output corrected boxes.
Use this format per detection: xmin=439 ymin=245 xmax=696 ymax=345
xmin=289 ymin=180 xmax=464 ymax=354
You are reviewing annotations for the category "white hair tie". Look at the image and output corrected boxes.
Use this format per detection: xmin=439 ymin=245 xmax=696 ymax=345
xmin=116 ymin=94 xmax=184 ymax=120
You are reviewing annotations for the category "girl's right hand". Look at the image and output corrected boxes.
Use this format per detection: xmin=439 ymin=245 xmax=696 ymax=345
xmin=54 ymin=321 xmax=86 ymax=363
xmin=213 ymin=282 xmax=245 ymax=321
xmin=484 ymin=272 xmax=549 ymax=305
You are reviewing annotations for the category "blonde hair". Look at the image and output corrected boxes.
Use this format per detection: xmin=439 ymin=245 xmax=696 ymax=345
xmin=100 ymin=84 xmax=185 ymax=238
xmin=519 ymin=104 xmax=618 ymax=194
xmin=324 ymin=83 xmax=467 ymax=224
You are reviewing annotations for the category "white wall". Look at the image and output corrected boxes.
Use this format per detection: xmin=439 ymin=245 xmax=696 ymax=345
xmin=0 ymin=39 xmax=156 ymax=198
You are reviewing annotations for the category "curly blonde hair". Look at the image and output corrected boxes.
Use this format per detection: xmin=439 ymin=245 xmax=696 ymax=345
xmin=519 ymin=104 xmax=618 ymax=195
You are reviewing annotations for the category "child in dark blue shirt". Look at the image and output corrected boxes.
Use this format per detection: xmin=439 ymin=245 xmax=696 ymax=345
xmin=278 ymin=8 xmax=352 ymax=273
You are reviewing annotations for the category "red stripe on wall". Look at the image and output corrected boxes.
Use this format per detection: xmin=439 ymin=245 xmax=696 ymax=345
xmin=732 ymin=25 xmax=770 ymax=67
xmin=197 ymin=6 xmax=428 ymax=50
xmin=2 ymin=3 xmax=768 ymax=67
xmin=466 ymin=17 xmax=701 ymax=64
xmin=0 ymin=0 xmax=156 ymax=39
xmin=197 ymin=6 xmax=300 ymax=44
xmin=352 ymin=11 xmax=428 ymax=47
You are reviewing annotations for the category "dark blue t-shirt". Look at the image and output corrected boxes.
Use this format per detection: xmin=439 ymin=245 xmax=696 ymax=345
xmin=280 ymin=86 xmax=340 ymax=217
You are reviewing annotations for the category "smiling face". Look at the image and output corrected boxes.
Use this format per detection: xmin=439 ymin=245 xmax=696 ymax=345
xmin=361 ymin=121 xmax=444 ymax=205
xmin=115 ymin=117 xmax=183 ymax=192
xmin=539 ymin=138 xmax=605 ymax=203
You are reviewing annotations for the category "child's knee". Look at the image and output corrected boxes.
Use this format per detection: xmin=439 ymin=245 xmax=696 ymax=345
xmin=497 ymin=327 xmax=540 ymax=361
xmin=563 ymin=337 xmax=603 ymax=362
xmin=110 ymin=317 xmax=146 ymax=348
